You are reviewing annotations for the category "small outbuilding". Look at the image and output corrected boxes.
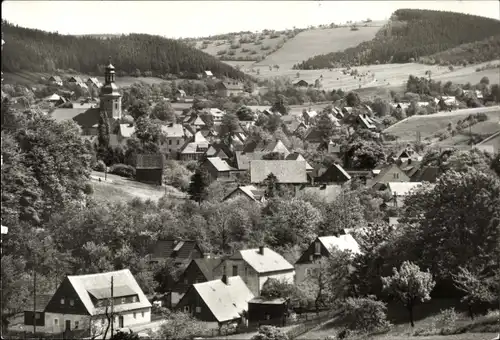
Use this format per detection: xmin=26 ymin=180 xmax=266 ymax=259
xmin=248 ymin=297 xmax=289 ymax=327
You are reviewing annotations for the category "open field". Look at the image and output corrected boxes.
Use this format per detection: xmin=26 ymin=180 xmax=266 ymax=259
xmin=432 ymin=68 xmax=500 ymax=85
xmin=383 ymin=106 xmax=500 ymax=142
xmin=192 ymin=31 xmax=289 ymax=62
xmin=90 ymin=171 xmax=186 ymax=204
xmin=437 ymin=120 xmax=500 ymax=147
xmin=256 ymin=21 xmax=386 ymax=69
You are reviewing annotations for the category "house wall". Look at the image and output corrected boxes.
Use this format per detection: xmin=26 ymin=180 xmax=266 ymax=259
xmin=248 ymin=303 xmax=287 ymax=325
xmin=221 ymin=259 xmax=260 ymax=297
xmin=202 ymin=162 xmax=219 ymax=182
xmin=216 ymin=89 xmax=229 ymax=97
xmin=136 ymin=169 xmax=163 ymax=185
xmin=224 ymin=190 xmax=253 ymax=202
xmin=100 ymin=96 xmax=122 ymax=119
xmin=175 ymin=289 xmax=217 ymax=322
xmin=174 ymin=263 xmax=209 ymax=294
xmin=377 ymin=165 xmax=410 ymax=183
xmin=159 ymin=137 xmax=185 ymax=154
xmin=295 ymin=263 xmax=321 ymax=286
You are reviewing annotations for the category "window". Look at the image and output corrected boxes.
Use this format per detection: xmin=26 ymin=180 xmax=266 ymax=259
xmin=244 ymin=266 xmax=248 ymax=277
xmin=121 ymin=298 xmax=126 ymax=304
xmin=75 ymin=321 xmax=79 ymax=329
xmin=195 ymin=306 xmax=201 ymax=313
xmin=35 ymin=313 xmax=41 ymax=320
xmin=184 ymin=306 xmax=190 ymax=313
xmin=54 ymin=319 xmax=59 ymax=326
xmin=309 ymin=255 xmax=313 ymax=261
xmin=69 ymin=299 xmax=74 ymax=306
xmin=132 ymin=296 xmax=138 ymax=303
xmin=177 ymin=140 xmax=180 ymax=145
xmin=169 ymin=140 xmax=172 ymax=145
xmin=141 ymin=312 xmax=145 ymax=318
xmin=114 ymin=103 xmax=118 ymax=110
xmin=393 ymin=173 xmax=399 ymax=179
xmin=314 ymin=241 xmax=321 ymax=254
xmin=133 ymin=312 xmax=137 ymax=319
xmin=184 ymin=278 xmax=189 ymax=284
xmin=232 ymin=265 xmax=238 ymax=276
xmin=60 ymin=298 xmax=65 ymax=305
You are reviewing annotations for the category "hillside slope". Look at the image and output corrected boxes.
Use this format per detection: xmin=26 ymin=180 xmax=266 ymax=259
xmin=1 ymin=20 xmax=245 ymax=79
xmin=295 ymin=9 xmax=500 ymax=69
xmin=256 ymin=21 xmax=386 ymax=69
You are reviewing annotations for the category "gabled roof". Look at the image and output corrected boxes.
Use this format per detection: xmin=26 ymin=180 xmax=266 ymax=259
xmin=204 ymin=70 xmax=213 ymax=76
xmin=235 ymin=151 xmax=268 ymax=170
xmin=68 ymin=76 xmax=83 ymax=83
xmin=176 ymin=89 xmax=186 ymax=96
xmin=303 ymin=110 xmax=318 ymax=120
xmin=49 ymin=76 xmax=63 ymax=82
xmin=67 ymin=269 xmax=151 ymax=316
xmin=250 ymin=160 xmax=308 ymax=184
xmin=206 ymin=157 xmax=235 ymax=172
xmin=179 ymin=132 xmax=210 ymax=154
xmin=232 ymin=248 xmax=294 ymax=274
xmin=45 ymin=93 xmax=61 ymax=101
xmin=151 ymin=239 xmax=203 ymax=260
xmin=25 ymin=294 xmax=53 ymax=312
xmin=318 ymin=234 xmax=361 ymax=255
xmin=242 ymin=140 xmax=290 ymax=155
xmin=285 ymin=152 xmax=313 ymax=171
xmin=223 ymin=185 xmax=265 ymax=202
xmin=371 ymin=163 xmax=409 ymax=185
xmin=357 ymin=114 xmax=377 ymax=130
xmin=218 ymin=81 xmax=244 ymax=91
xmin=161 ymin=123 xmax=185 ymax=138
xmin=192 ymin=258 xmax=223 ymax=281
xmin=387 ymin=182 xmax=423 ymax=196
xmin=190 ymin=276 xmax=254 ymax=323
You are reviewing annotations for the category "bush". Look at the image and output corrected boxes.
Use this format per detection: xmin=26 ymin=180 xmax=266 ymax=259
xmin=93 ymin=160 xmax=106 ymax=172
xmin=476 ymin=112 xmax=488 ymax=122
xmin=261 ymin=45 xmax=271 ymax=51
xmin=217 ymin=49 xmax=227 ymax=55
xmin=338 ymin=296 xmax=391 ymax=334
xmin=110 ymin=163 xmax=136 ymax=178
xmin=251 ymin=325 xmax=289 ymax=340
xmin=435 ymin=308 xmax=458 ymax=332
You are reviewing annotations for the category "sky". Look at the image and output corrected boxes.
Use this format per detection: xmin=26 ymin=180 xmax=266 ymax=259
xmin=2 ymin=1 xmax=500 ymax=39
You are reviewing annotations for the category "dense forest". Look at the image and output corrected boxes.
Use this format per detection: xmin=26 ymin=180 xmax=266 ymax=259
xmin=1 ymin=21 xmax=246 ymax=79
xmin=420 ymin=35 xmax=500 ymax=66
xmin=294 ymin=9 xmax=500 ymax=69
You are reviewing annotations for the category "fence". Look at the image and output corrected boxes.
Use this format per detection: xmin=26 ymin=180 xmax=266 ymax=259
xmin=196 ymin=310 xmax=337 ymax=339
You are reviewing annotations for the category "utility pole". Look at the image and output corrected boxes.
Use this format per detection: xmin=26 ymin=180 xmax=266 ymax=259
xmin=110 ymin=276 xmax=114 ymax=339
xmin=33 ymin=254 xmax=37 ymax=335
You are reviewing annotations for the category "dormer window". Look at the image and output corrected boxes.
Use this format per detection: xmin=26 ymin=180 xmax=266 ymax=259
xmin=60 ymin=298 xmax=65 ymax=305
xmin=314 ymin=241 xmax=321 ymax=255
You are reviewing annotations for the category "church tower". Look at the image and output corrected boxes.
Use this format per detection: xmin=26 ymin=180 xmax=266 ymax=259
xmin=99 ymin=57 xmax=122 ymax=119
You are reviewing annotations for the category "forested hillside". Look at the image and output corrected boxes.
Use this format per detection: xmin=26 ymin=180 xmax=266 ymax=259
xmin=420 ymin=35 xmax=500 ymax=66
xmin=1 ymin=21 xmax=246 ymax=79
xmin=294 ymin=9 xmax=500 ymax=69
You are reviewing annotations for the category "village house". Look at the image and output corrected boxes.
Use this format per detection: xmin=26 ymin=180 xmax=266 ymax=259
xmin=310 ymin=162 xmax=351 ymax=185
xmin=175 ymin=275 xmax=254 ymax=328
xmin=221 ymin=246 xmax=295 ymax=296
xmin=379 ymin=182 xmax=424 ymax=207
xmin=223 ymin=185 xmax=266 ymax=203
xmin=369 ymin=163 xmax=411 ymax=189
xmin=205 ymin=143 xmax=234 ymax=161
xmin=302 ymin=110 xmax=318 ymax=125
xmin=203 ymin=108 xmax=225 ymax=123
xmin=67 ymin=76 xmax=84 ymax=85
xmin=216 ymin=81 xmax=245 ymax=97
xmin=357 ymin=114 xmax=377 ymax=130
xmin=23 ymin=269 xmax=151 ymax=336
xmin=44 ymin=93 xmax=66 ymax=106
xmin=285 ymin=152 xmax=314 ymax=172
xmin=159 ymin=123 xmax=186 ymax=155
xmin=48 ymin=76 xmax=63 ymax=86
xmin=149 ymin=239 xmax=204 ymax=264
xmin=293 ymin=80 xmax=309 ymax=88
xmin=201 ymin=157 xmax=237 ymax=183
xmin=243 ymin=140 xmax=290 ymax=157
xmin=172 ymin=258 xmax=224 ymax=301
xmin=250 ymin=160 xmax=308 ymax=185
xmin=183 ymin=113 xmax=207 ymax=131
xmin=203 ymin=70 xmax=214 ymax=79
xmin=389 ymin=144 xmax=422 ymax=163
xmin=295 ymin=235 xmax=361 ymax=285
xmin=135 ymin=154 xmax=164 ymax=186
xmin=342 ymin=107 xmax=353 ymax=116
xmin=175 ymin=89 xmax=186 ymax=100
xmin=178 ymin=131 xmax=211 ymax=161
xmin=281 ymin=116 xmax=307 ymax=136
xmin=397 ymin=159 xmax=422 ymax=179
xmin=86 ymin=77 xmax=102 ymax=89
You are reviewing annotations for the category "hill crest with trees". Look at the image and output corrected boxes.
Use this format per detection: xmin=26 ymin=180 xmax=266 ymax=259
xmin=294 ymin=9 xmax=500 ymax=69
xmin=1 ymin=20 xmax=246 ymax=80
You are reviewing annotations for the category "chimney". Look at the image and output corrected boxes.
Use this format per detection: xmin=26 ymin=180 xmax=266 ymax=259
xmin=258 ymin=246 xmax=264 ymax=255
xmin=221 ymin=274 xmax=228 ymax=285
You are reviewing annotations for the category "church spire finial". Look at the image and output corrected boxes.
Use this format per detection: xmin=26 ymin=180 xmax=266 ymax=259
xmin=108 ymin=56 xmax=112 ymax=65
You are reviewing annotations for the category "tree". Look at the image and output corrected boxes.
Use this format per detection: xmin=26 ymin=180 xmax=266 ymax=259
xmin=263 ymin=173 xmax=280 ymax=199
xmin=220 ymin=113 xmax=240 ymax=140
xmin=134 ymin=116 xmax=163 ymax=152
xmin=153 ymin=259 xmax=186 ymax=293
xmin=155 ymin=310 xmax=206 ymax=340
xmin=452 ymin=266 xmax=496 ymax=319
xmin=479 ymin=76 xmax=489 ymax=85
xmin=345 ymin=92 xmax=360 ymax=107
xmin=323 ymin=188 xmax=366 ymax=235
xmin=188 ymin=168 xmax=210 ymax=204
xmin=151 ymin=100 xmax=176 ymax=122
xmin=400 ymin=170 xmax=500 ymax=280
xmin=316 ymin=112 xmax=335 ymax=141
xmin=236 ymin=106 xmax=254 ymax=121
xmin=338 ymin=296 xmax=390 ymax=333
xmin=382 ymin=261 xmax=436 ymax=327
xmin=491 ymin=152 xmax=500 ymax=177
xmin=129 ymin=99 xmax=150 ymax=120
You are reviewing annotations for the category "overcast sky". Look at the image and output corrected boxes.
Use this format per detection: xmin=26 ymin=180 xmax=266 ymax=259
xmin=2 ymin=1 xmax=499 ymax=39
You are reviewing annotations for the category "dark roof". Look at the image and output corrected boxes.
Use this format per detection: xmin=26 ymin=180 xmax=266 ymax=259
xmin=73 ymin=108 xmax=101 ymax=129
xmin=25 ymin=294 xmax=53 ymax=312
xmin=412 ymin=166 xmax=441 ymax=183
xmin=193 ymin=258 xmax=223 ymax=281
xmin=136 ymin=154 xmax=164 ymax=169
xmin=151 ymin=239 xmax=202 ymax=260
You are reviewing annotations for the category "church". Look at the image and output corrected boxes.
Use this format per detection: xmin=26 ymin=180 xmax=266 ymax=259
xmin=51 ymin=58 xmax=123 ymax=138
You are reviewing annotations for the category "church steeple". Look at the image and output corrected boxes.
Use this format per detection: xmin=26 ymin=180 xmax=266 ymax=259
xmin=105 ymin=56 xmax=116 ymax=84
xmin=100 ymin=57 xmax=122 ymax=119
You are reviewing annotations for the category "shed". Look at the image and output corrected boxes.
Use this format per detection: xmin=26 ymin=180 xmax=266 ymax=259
xmin=248 ymin=297 xmax=289 ymax=327
xmin=135 ymin=154 xmax=164 ymax=185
